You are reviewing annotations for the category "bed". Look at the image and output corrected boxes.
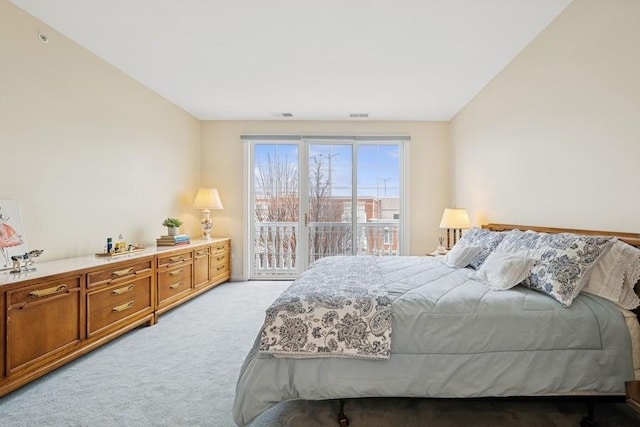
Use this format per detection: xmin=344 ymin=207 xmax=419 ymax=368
xmin=233 ymin=224 xmax=640 ymax=426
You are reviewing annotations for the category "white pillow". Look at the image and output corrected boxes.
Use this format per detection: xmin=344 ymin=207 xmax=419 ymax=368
xmin=583 ymin=240 xmax=640 ymax=310
xmin=470 ymin=252 xmax=538 ymax=291
xmin=444 ymin=244 xmax=482 ymax=268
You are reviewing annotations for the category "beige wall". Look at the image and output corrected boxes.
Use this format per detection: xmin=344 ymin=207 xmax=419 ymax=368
xmin=17 ymin=0 xmax=629 ymax=276
xmin=201 ymin=121 xmax=449 ymax=279
xmin=451 ymin=0 xmax=640 ymax=232
xmin=0 ymin=1 xmax=201 ymax=261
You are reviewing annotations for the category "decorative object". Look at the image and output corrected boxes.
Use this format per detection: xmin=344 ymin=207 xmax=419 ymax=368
xmin=95 ymin=247 xmax=145 ymax=258
xmin=437 ymin=236 xmax=446 ymax=254
xmin=9 ymin=249 xmax=43 ymax=274
xmin=0 ymin=200 xmax=28 ymax=270
xmin=439 ymin=207 xmax=471 ymax=249
xmin=193 ymin=188 xmax=223 ymax=240
xmin=162 ymin=218 xmax=183 ymax=236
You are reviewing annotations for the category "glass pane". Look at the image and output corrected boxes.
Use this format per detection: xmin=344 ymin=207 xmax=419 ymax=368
xmin=254 ymin=144 xmax=299 ymax=223
xmin=308 ymin=144 xmax=353 ymax=264
xmin=356 ymin=144 xmax=401 ymax=256
xmin=253 ymin=143 xmax=299 ymax=277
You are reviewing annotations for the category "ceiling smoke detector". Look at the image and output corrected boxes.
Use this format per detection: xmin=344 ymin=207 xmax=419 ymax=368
xmin=349 ymin=113 xmax=369 ymax=118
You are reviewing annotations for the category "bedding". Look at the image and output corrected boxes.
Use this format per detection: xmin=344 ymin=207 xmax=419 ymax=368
xmin=582 ymin=240 xmax=640 ymax=310
xmin=443 ymin=243 xmax=482 ymax=268
xmin=468 ymin=251 xmax=538 ymax=290
xmin=233 ymin=255 xmax=634 ymax=426
xmin=259 ymin=256 xmax=392 ymax=360
xmin=454 ymin=228 xmax=506 ymax=269
xmin=490 ymin=229 xmax=616 ymax=307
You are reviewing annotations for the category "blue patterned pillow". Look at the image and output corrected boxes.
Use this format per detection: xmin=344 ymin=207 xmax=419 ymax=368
xmin=455 ymin=228 xmax=507 ymax=269
xmin=492 ymin=229 xmax=545 ymax=255
xmin=526 ymin=233 xmax=616 ymax=307
xmin=494 ymin=230 xmax=616 ymax=307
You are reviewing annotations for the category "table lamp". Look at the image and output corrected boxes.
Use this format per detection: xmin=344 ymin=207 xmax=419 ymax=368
xmin=439 ymin=208 xmax=471 ymax=249
xmin=193 ymin=188 xmax=223 ymax=239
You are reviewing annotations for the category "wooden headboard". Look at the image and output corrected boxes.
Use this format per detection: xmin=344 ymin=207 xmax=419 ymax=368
xmin=483 ymin=223 xmax=640 ymax=248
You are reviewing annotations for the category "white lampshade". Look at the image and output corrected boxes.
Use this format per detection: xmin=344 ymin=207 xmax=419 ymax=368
xmin=193 ymin=188 xmax=223 ymax=210
xmin=439 ymin=208 xmax=471 ymax=229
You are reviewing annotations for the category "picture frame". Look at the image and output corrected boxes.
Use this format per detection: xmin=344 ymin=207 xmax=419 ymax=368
xmin=0 ymin=199 xmax=28 ymax=270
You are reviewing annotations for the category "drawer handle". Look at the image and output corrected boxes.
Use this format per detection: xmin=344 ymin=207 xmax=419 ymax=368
xmin=169 ymin=269 xmax=183 ymax=276
xmin=112 ymin=267 xmax=135 ymax=279
xmin=112 ymin=285 xmax=135 ymax=295
xmin=112 ymin=300 xmax=134 ymax=313
xmin=217 ymin=265 xmax=225 ymax=271
xmin=215 ymin=246 xmax=225 ymax=251
xmin=216 ymin=255 xmax=225 ymax=261
xmin=29 ymin=284 xmax=68 ymax=299
xmin=169 ymin=256 xmax=185 ymax=263
xmin=169 ymin=282 xmax=183 ymax=290
xmin=195 ymin=250 xmax=208 ymax=257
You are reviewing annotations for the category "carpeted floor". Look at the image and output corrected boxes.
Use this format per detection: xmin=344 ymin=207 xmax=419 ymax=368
xmin=0 ymin=280 xmax=600 ymax=426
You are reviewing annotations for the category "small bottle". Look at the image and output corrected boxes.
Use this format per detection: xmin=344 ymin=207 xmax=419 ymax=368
xmin=117 ymin=234 xmax=125 ymax=252
xmin=107 ymin=237 xmax=113 ymax=253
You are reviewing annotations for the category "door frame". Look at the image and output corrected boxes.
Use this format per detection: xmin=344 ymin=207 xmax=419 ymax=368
xmin=242 ymin=136 xmax=409 ymax=281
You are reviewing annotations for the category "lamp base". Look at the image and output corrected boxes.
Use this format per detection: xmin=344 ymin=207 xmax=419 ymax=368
xmin=200 ymin=209 xmax=213 ymax=240
xmin=445 ymin=228 xmax=464 ymax=249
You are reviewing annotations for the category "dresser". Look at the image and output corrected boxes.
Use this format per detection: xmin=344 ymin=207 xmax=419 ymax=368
xmin=0 ymin=238 xmax=230 ymax=397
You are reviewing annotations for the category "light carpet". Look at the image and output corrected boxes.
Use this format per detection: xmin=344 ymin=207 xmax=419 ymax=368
xmin=0 ymin=280 xmax=594 ymax=426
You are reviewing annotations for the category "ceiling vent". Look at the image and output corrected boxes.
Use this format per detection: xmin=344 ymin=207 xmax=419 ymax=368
xmin=349 ymin=113 xmax=369 ymax=118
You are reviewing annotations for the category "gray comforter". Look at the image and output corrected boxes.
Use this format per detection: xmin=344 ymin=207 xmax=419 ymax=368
xmin=233 ymin=256 xmax=634 ymax=425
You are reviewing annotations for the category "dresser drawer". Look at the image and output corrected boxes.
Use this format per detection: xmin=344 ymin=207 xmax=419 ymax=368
xmin=87 ymin=276 xmax=152 ymax=336
xmin=157 ymin=265 xmax=192 ymax=303
xmin=7 ymin=276 xmax=82 ymax=373
xmin=193 ymin=247 xmax=211 ymax=289
xmin=194 ymin=247 xmax=210 ymax=258
xmin=156 ymin=250 xmax=193 ymax=269
xmin=87 ymin=258 xmax=153 ymax=288
xmin=211 ymin=240 xmax=230 ymax=255
xmin=8 ymin=276 xmax=81 ymax=307
xmin=210 ymin=252 xmax=230 ymax=277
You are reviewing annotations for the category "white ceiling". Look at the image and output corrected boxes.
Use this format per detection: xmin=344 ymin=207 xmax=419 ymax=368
xmin=10 ymin=0 xmax=572 ymax=121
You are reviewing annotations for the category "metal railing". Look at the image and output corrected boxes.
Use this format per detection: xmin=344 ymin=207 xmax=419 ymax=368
xmin=253 ymin=221 xmax=399 ymax=277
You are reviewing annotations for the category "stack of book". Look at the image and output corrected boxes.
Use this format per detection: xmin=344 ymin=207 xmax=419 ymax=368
xmin=156 ymin=234 xmax=191 ymax=246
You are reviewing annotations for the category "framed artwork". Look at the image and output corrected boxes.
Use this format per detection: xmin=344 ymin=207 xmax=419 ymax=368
xmin=0 ymin=199 xmax=28 ymax=269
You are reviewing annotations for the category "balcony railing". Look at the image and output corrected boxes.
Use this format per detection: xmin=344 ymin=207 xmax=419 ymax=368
xmin=253 ymin=221 xmax=399 ymax=277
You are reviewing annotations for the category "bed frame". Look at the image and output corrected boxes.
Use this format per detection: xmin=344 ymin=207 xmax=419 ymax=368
xmin=482 ymin=223 xmax=640 ymax=427
xmin=482 ymin=223 xmax=640 ymax=247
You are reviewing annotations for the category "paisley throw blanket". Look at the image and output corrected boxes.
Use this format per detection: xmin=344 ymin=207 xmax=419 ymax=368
xmin=259 ymin=256 xmax=392 ymax=360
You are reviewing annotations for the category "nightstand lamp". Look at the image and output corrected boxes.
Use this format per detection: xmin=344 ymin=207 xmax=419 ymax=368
xmin=439 ymin=208 xmax=471 ymax=249
xmin=193 ymin=188 xmax=223 ymax=240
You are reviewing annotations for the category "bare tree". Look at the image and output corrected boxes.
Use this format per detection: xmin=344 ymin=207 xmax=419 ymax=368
xmin=307 ymin=154 xmax=352 ymax=261
xmin=254 ymin=151 xmax=354 ymax=270
xmin=255 ymin=153 xmax=298 ymax=223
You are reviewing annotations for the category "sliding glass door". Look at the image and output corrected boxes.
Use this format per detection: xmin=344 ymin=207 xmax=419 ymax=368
xmin=249 ymin=138 xmax=403 ymax=279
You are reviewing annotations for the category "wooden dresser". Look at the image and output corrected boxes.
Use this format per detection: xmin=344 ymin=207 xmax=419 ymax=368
xmin=0 ymin=238 xmax=230 ymax=397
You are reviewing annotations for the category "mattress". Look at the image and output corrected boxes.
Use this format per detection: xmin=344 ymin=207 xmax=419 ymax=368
xmin=233 ymin=256 xmax=634 ymax=426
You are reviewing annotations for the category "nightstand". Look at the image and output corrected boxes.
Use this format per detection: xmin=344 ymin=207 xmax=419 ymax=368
xmin=589 ymin=381 xmax=640 ymax=426
xmin=627 ymin=380 xmax=640 ymax=411
xmin=426 ymin=249 xmax=449 ymax=257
